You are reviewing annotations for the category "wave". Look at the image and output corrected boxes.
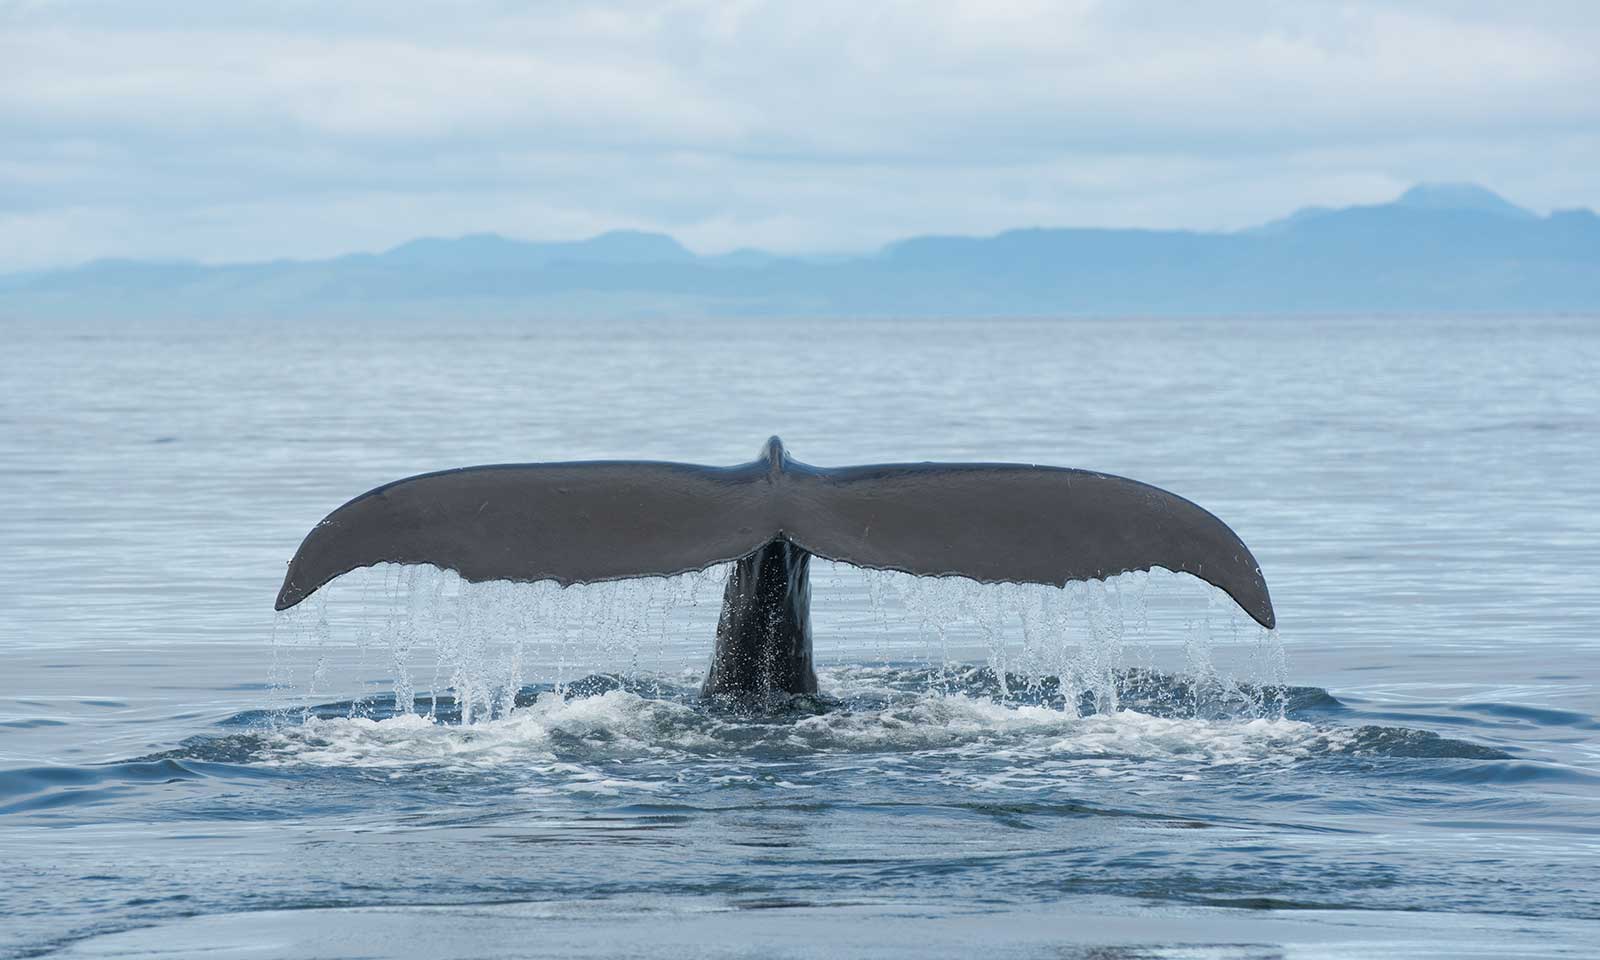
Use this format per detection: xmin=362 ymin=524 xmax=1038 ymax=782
xmin=171 ymin=665 xmax=1511 ymax=774
xmin=3 ymin=665 xmax=1553 ymax=824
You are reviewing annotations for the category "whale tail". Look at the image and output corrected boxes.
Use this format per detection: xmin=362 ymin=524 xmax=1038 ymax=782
xmin=275 ymin=437 xmax=1273 ymax=697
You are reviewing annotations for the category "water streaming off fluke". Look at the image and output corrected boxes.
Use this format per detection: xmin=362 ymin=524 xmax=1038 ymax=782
xmin=269 ymin=562 xmax=1285 ymax=724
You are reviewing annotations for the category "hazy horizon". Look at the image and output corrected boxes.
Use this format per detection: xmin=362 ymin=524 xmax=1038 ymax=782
xmin=6 ymin=179 xmax=1590 ymax=274
xmin=5 ymin=2 xmax=1598 ymax=272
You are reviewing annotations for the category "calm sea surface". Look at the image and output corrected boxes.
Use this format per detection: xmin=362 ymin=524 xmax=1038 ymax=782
xmin=1 ymin=314 xmax=1597 ymax=958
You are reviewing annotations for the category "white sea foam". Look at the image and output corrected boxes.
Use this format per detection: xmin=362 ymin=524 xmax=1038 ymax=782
xmin=254 ymin=679 xmax=1345 ymax=789
xmin=260 ymin=689 xmax=712 ymax=770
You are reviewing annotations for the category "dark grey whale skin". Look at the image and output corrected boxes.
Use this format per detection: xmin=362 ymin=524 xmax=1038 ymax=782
xmin=702 ymin=537 xmax=817 ymax=698
xmin=275 ymin=437 xmax=1273 ymax=697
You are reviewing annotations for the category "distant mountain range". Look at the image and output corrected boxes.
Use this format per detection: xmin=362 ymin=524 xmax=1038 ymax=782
xmin=3 ymin=183 xmax=1596 ymax=319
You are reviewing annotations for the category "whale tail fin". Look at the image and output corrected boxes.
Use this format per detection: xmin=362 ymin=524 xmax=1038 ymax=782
xmin=276 ymin=438 xmax=1274 ymax=698
xmin=275 ymin=436 xmax=1273 ymax=631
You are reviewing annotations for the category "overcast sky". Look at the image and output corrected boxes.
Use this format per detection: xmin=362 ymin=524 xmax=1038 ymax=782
xmin=3 ymin=0 xmax=1597 ymax=270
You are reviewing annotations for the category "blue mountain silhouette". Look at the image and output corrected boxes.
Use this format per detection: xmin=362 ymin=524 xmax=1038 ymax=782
xmin=4 ymin=184 xmax=1595 ymax=317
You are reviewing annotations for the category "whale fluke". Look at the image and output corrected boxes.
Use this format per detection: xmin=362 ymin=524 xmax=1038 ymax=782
xmin=275 ymin=438 xmax=1274 ymax=697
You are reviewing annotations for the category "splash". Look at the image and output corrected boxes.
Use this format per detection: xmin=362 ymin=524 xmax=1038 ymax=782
xmin=254 ymin=687 xmax=1331 ymax=777
xmin=235 ymin=663 xmax=1503 ymax=788
xmin=270 ymin=562 xmax=1285 ymax=726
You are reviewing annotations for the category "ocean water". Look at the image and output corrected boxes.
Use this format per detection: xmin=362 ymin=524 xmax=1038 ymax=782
xmin=1 ymin=313 xmax=1597 ymax=958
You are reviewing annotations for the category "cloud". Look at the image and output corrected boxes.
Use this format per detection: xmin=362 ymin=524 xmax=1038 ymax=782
xmin=2 ymin=0 xmax=1597 ymax=269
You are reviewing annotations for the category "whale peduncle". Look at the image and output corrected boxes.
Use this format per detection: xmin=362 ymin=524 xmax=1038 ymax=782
xmin=701 ymin=536 xmax=816 ymax=700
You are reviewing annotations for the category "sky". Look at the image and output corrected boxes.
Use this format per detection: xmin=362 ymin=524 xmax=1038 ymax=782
xmin=3 ymin=0 xmax=1597 ymax=271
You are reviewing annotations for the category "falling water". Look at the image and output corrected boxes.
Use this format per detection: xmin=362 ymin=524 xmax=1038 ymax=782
xmin=270 ymin=562 xmax=1284 ymax=723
